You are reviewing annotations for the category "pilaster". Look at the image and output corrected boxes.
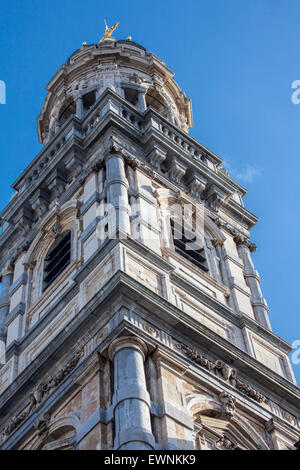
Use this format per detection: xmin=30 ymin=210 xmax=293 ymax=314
xmin=0 ymin=263 xmax=14 ymax=363
xmin=6 ymin=252 xmax=28 ymax=347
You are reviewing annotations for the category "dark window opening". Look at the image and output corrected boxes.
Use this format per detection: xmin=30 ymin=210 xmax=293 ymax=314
xmin=124 ymin=88 xmax=139 ymax=107
xmin=82 ymin=91 xmax=96 ymax=111
xmin=43 ymin=231 xmax=71 ymax=291
xmin=170 ymin=218 xmax=208 ymax=273
xmin=145 ymin=89 xmax=168 ymax=116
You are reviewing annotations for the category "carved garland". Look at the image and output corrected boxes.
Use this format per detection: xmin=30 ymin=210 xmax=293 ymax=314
xmin=176 ymin=343 xmax=266 ymax=404
xmin=0 ymin=349 xmax=84 ymax=442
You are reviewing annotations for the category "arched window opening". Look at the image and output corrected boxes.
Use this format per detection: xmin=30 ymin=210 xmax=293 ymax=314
xmin=40 ymin=425 xmax=76 ymax=451
xmin=145 ymin=88 xmax=168 ymax=116
xmin=190 ymin=402 xmax=266 ymax=451
xmin=170 ymin=217 xmax=208 ymax=273
xmin=123 ymin=87 xmax=139 ymax=107
xmin=58 ymin=98 xmax=76 ymax=124
xmin=43 ymin=231 xmax=72 ymax=292
xmin=82 ymin=90 xmax=96 ymax=112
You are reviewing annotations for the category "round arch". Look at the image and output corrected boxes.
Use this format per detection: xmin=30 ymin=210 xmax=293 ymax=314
xmin=186 ymin=392 xmax=270 ymax=450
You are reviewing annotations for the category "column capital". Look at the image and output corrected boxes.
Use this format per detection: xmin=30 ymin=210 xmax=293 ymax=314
xmin=104 ymin=135 xmax=126 ymax=160
xmin=234 ymin=235 xmax=257 ymax=252
xmin=108 ymin=336 xmax=148 ymax=361
xmin=0 ymin=262 xmax=14 ymax=279
xmin=153 ymin=188 xmax=178 ymax=208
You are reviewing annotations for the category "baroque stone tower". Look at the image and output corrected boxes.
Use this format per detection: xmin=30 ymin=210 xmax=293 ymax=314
xmin=0 ymin=32 xmax=299 ymax=451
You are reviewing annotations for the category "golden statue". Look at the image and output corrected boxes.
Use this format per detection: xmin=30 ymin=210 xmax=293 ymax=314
xmin=99 ymin=20 xmax=120 ymax=43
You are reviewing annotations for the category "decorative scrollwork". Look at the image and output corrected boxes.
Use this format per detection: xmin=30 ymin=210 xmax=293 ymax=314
xmin=0 ymin=348 xmax=84 ymax=442
xmin=176 ymin=342 xmax=267 ymax=404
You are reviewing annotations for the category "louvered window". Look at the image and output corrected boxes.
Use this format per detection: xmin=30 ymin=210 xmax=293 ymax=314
xmin=43 ymin=232 xmax=71 ymax=291
xmin=171 ymin=218 xmax=208 ymax=273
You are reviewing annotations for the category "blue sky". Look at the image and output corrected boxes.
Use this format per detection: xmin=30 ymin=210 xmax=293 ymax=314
xmin=0 ymin=0 xmax=299 ymax=382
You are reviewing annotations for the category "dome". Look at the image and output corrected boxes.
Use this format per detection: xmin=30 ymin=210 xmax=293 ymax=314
xmin=37 ymin=39 xmax=193 ymax=145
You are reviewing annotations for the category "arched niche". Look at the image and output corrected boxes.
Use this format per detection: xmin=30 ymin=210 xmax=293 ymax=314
xmin=186 ymin=393 xmax=270 ymax=450
xmin=58 ymin=97 xmax=76 ymax=124
xmin=28 ymin=413 xmax=80 ymax=451
xmin=145 ymin=87 xmax=169 ymax=116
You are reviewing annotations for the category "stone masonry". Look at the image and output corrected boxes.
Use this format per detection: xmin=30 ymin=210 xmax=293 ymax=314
xmin=0 ymin=35 xmax=299 ymax=450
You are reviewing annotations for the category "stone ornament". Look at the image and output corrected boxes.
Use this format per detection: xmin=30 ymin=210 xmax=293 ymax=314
xmin=219 ymin=391 xmax=236 ymax=417
xmin=34 ymin=412 xmax=51 ymax=439
xmin=49 ymin=221 xmax=63 ymax=240
xmin=176 ymin=342 xmax=266 ymax=404
xmin=148 ymin=146 xmax=167 ymax=170
xmin=0 ymin=349 xmax=84 ymax=442
xmin=234 ymin=234 xmax=257 ymax=253
xmin=142 ymin=322 xmax=159 ymax=338
xmin=216 ymin=434 xmax=237 ymax=450
xmin=215 ymin=360 xmax=237 ymax=382
xmin=214 ymin=216 xmax=255 ymax=247
xmin=205 ymin=184 xmax=228 ymax=213
xmin=168 ymin=158 xmax=187 ymax=184
xmin=105 ymin=134 xmax=125 ymax=157
xmin=96 ymin=327 xmax=109 ymax=341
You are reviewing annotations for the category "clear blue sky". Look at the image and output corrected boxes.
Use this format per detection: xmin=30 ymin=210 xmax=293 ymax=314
xmin=0 ymin=0 xmax=299 ymax=382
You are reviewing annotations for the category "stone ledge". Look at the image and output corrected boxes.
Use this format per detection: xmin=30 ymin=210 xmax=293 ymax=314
xmin=81 ymin=191 xmax=103 ymax=216
xmin=80 ymin=217 xmax=101 ymax=243
xmin=151 ymin=401 xmax=194 ymax=430
xmin=6 ymin=302 xmax=25 ymax=327
xmin=9 ymin=273 xmax=28 ymax=297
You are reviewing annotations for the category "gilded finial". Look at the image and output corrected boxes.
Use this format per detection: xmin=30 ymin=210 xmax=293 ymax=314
xmin=99 ymin=20 xmax=120 ymax=43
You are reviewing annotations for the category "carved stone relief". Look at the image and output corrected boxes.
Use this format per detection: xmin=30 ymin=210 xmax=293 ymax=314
xmin=176 ymin=342 xmax=267 ymax=404
xmin=216 ymin=434 xmax=237 ymax=450
xmin=219 ymin=391 xmax=236 ymax=417
xmin=0 ymin=349 xmax=83 ymax=442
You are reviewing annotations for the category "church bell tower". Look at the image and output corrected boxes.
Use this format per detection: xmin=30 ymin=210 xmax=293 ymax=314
xmin=0 ymin=27 xmax=299 ymax=450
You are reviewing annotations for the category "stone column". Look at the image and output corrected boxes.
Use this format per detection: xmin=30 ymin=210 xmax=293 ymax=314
xmin=138 ymin=91 xmax=147 ymax=112
xmin=95 ymin=88 xmax=102 ymax=101
xmin=154 ymin=188 xmax=179 ymax=250
xmin=76 ymin=96 xmax=84 ymax=119
xmin=108 ymin=336 xmax=155 ymax=450
xmin=235 ymin=236 xmax=271 ymax=329
xmin=54 ymin=118 xmax=61 ymax=135
xmin=206 ymin=239 xmax=222 ymax=283
xmin=0 ymin=264 xmax=14 ymax=363
xmin=105 ymin=152 xmax=131 ymax=239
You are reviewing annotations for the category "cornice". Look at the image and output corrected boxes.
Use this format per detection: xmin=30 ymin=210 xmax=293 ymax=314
xmin=114 ymin=275 xmax=300 ymax=405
